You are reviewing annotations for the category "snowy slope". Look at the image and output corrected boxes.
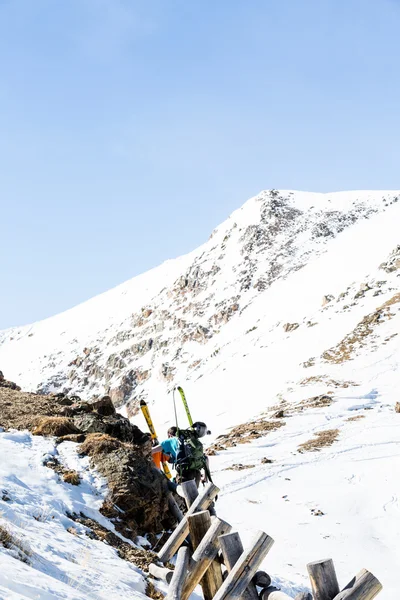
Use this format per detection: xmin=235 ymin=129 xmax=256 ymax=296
xmin=0 ymin=430 xmax=149 ymax=600
xmin=1 ymin=189 xmax=399 ymax=598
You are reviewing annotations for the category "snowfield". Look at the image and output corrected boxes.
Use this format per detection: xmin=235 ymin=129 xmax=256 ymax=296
xmin=1 ymin=189 xmax=399 ymax=598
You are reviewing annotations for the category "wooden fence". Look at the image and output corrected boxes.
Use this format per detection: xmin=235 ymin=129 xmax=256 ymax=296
xmin=148 ymin=481 xmax=383 ymax=600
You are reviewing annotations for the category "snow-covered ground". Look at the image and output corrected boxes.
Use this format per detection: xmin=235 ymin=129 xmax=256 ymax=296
xmin=0 ymin=189 xmax=399 ymax=598
xmin=0 ymin=431 xmax=149 ymax=600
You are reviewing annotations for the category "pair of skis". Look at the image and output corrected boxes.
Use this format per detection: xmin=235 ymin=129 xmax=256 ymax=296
xmin=140 ymin=399 xmax=172 ymax=480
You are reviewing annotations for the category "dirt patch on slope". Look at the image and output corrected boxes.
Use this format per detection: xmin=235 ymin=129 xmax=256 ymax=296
xmin=207 ymin=419 xmax=285 ymax=454
xmin=298 ymin=429 xmax=339 ymax=453
xmin=0 ymin=387 xmax=63 ymax=430
xmin=299 ymin=375 xmax=359 ymax=388
xmin=322 ymin=293 xmax=400 ymax=364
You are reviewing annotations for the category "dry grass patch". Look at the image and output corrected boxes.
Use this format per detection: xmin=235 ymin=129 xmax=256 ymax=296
xmin=33 ymin=416 xmax=80 ymax=437
xmin=0 ymin=524 xmax=31 ymax=563
xmin=208 ymin=419 xmax=285 ymax=453
xmin=224 ymin=463 xmax=255 ymax=471
xmin=298 ymin=429 xmax=339 ymax=453
xmin=146 ymin=581 xmax=165 ymax=600
xmin=63 ymin=470 xmax=81 ymax=485
xmin=79 ymin=433 xmax=123 ymax=457
xmin=346 ymin=414 xmax=366 ymax=422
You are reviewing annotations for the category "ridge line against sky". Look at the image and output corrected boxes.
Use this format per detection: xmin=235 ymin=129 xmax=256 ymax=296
xmin=1 ymin=0 xmax=399 ymax=328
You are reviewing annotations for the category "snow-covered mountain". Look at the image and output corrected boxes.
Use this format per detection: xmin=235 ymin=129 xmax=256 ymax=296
xmin=1 ymin=189 xmax=400 ymax=598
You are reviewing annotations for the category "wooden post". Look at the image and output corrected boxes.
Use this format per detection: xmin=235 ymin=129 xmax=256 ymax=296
xmin=158 ymin=482 xmax=219 ymax=563
xmin=168 ymin=492 xmax=184 ymax=523
xmin=181 ymin=480 xmax=198 ymax=509
xmin=182 ymin=515 xmax=231 ymax=600
xmin=180 ymin=479 xmax=217 ymax=516
xmin=253 ymin=571 xmax=272 ymax=588
xmin=185 ymin=510 xmax=223 ymax=600
xmin=166 ymin=547 xmax=190 ymax=600
xmin=333 ymin=569 xmax=382 ymax=600
xmin=148 ymin=563 xmax=174 ymax=584
xmin=307 ymin=559 xmax=340 ymax=600
xmin=219 ymin=532 xmax=258 ymax=600
xmin=212 ymin=530 xmax=274 ymax=600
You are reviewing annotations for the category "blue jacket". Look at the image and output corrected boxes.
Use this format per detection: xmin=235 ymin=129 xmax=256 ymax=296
xmin=161 ymin=437 xmax=179 ymax=461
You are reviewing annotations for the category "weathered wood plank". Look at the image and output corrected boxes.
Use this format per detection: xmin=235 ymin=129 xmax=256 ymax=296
xmin=333 ymin=568 xmax=382 ymax=600
xmin=166 ymin=547 xmax=190 ymax=600
xmin=307 ymin=559 xmax=340 ymax=600
xmin=182 ymin=515 xmax=231 ymax=600
xmin=212 ymin=530 xmax=274 ymax=600
xmin=158 ymin=482 xmax=219 ymax=563
xmin=180 ymin=480 xmax=198 ymax=510
xmin=219 ymin=532 xmax=258 ymax=600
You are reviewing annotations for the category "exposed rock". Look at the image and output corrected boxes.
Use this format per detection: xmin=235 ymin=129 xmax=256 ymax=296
xmin=90 ymin=395 xmax=116 ymax=416
xmin=0 ymin=372 xmax=21 ymax=391
xmin=379 ymin=245 xmax=400 ymax=273
xmin=395 ymin=402 xmax=400 ymax=414
xmin=79 ymin=434 xmax=169 ymax=538
xmin=283 ymin=322 xmax=299 ymax=333
xmin=322 ymin=294 xmax=334 ymax=306
xmin=272 ymin=410 xmax=285 ymax=418
xmin=73 ymin=412 xmax=150 ymax=445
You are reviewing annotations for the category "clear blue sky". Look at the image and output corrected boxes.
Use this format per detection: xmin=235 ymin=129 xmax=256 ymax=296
xmin=1 ymin=0 xmax=399 ymax=329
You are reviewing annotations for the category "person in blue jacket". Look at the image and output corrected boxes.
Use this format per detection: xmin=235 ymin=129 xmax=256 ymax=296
xmin=160 ymin=426 xmax=179 ymax=462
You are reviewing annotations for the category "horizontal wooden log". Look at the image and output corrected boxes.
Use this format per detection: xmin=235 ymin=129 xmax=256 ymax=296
xmin=148 ymin=563 xmax=173 ymax=584
xmin=213 ymin=530 xmax=274 ymax=600
xmin=307 ymin=559 xmax=340 ymax=600
xmin=158 ymin=482 xmax=220 ymax=563
xmin=182 ymin=515 xmax=231 ymax=600
xmin=261 ymin=589 xmax=312 ymax=600
xmin=166 ymin=546 xmax=190 ymax=600
xmin=253 ymin=571 xmax=272 ymax=589
xmin=219 ymin=532 xmax=258 ymax=600
xmin=260 ymin=588 xmax=293 ymax=600
xmin=333 ymin=568 xmax=383 ymax=600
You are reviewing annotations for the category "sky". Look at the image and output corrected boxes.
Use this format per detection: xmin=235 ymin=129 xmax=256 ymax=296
xmin=0 ymin=0 xmax=399 ymax=329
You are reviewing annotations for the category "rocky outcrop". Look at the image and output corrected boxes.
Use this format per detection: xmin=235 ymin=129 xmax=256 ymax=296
xmin=380 ymin=245 xmax=400 ymax=273
xmin=79 ymin=434 xmax=170 ymax=538
xmin=0 ymin=370 xmax=21 ymax=391
xmin=0 ymin=384 xmax=170 ymax=538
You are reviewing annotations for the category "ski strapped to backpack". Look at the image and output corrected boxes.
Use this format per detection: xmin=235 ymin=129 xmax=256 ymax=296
xmin=176 ymin=385 xmax=193 ymax=427
xmin=140 ymin=400 xmax=172 ymax=480
xmin=173 ymin=385 xmax=213 ymax=484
